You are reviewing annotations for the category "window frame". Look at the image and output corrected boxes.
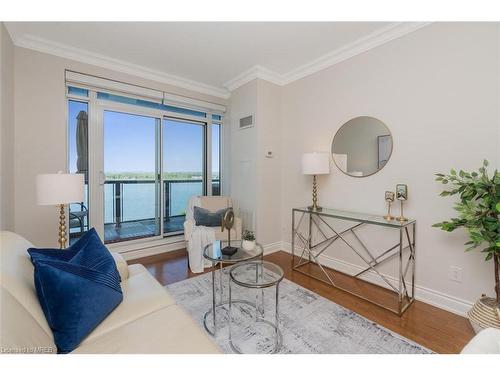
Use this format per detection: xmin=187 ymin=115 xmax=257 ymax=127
xmin=66 ymin=84 xmax=224 ymax=249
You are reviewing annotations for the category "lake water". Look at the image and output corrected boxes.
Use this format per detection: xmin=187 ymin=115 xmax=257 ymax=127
xmin=74 ymin=180 xmax=219 ymax=224
xmin=104 ymin=181 xmax=204 ymax=223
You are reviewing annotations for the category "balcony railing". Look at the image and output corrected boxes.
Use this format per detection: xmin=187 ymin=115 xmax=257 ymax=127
xmin=104 ymin=179 xmax=220 ymax=228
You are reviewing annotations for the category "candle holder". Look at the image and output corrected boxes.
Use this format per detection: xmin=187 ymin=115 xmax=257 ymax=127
xmin=383 ymin=191 xmax=395 ymax=221
xmin=397 ymin=200 xmax=408 ymax=222
xmin=396 ymin=184 xmax=408 ymax=222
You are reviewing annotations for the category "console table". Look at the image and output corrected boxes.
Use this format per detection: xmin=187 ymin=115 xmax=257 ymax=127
xmin=291 ymin=207 xmax=416 ymax=315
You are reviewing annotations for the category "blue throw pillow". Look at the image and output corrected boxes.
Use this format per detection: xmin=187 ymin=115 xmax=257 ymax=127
xmin=27 ymin=229 xmax=123 ymax=353
xmin=193 ymin=206 xmax=231 ymax=227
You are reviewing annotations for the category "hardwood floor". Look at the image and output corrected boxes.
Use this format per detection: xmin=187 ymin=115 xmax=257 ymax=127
xmin=129 ymin=250 xmax=475 ymax=354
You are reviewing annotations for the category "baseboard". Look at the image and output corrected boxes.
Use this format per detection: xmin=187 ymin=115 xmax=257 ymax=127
xmin=117 ymin=239 xmax=186 ymax=261
xmin=118 ymin=238 xmax=281 ymax=261
xmin=263 ymin=241 xmax=284 ymax=255
xmin=279 ymin=241 xmax=473 ymax=317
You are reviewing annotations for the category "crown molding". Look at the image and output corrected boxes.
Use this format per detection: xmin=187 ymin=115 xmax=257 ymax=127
xmin=11 ymin=34 xmax=231 ymax=99
xmin=224 ymin=22 xmax=431 ymax=91
xmin=8 ymin=22 xmax=431 ymax=98
xmin=223 ymin=65 xmax=283 ymax=91
xmin=280 ymin=22 xmax=431 ymax=84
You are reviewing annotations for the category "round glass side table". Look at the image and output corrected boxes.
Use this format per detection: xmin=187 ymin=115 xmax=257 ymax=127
xmin=203 ymin=240 xmax=264 ymax=336
xmin=229 ymin=261 xmax=284 ymax=354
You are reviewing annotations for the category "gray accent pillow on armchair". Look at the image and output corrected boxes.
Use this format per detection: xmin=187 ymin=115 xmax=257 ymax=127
xmin=193 ymin=206 xmax=231 ymax=227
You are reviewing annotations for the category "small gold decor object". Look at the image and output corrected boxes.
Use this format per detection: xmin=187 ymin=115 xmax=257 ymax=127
xmin=383 ymin=191 xmax=395 ymax=221
xmin=221 ymin=208 xmax=237 ymax=256
xmin=396 ymin=184 xmax=408 ymax=222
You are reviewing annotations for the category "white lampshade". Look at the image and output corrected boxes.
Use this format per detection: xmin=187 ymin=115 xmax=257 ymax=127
xmin=302 ymin=152 xmax=330 ymax=175
xmin=36 ymin=172 xmax=84 ymax=205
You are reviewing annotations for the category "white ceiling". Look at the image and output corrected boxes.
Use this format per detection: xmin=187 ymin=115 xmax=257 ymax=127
xmin=4 ymin=22 xmax=427 ymax=98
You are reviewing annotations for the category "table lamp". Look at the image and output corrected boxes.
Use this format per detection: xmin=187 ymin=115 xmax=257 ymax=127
xmin=36 ymin=172 xmax=84 ymax=248
xmin=302 ymin=152 xmax=330 ymax=211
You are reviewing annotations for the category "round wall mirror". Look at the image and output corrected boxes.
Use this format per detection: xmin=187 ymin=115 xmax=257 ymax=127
xmin=331 ymin=116 xmax=393 ymax=177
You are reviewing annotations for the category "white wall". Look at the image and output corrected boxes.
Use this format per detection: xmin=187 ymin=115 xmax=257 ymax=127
xmin=228 ymin=79 xmax=282 ymax=246
xmin=278 ymin=23 xmax=500 ymax=314
xmin=255 ymin=80 xmax=282 ymax=246
xmin=13 ymin=46 xmax=227 ymax=247
xmin=228 ymin=80 xmax=258 ymax=230
xmin=0 ymin=23 xmax=15 ymax=231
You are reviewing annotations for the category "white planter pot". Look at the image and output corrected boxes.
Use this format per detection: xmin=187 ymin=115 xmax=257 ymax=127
xmin=242 ymin=240 xmax=256 ymax=251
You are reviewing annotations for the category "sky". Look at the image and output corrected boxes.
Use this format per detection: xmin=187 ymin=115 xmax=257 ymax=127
xmin=68 ymin=101 xmax=220 ymax=175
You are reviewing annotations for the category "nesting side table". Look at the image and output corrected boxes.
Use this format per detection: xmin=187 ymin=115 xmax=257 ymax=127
xmin=228 ymin=260 xmax=284 ymax=354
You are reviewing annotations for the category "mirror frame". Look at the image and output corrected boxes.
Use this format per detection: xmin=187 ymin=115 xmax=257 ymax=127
xmin=331 ymin=116 xmax=393 ymax=178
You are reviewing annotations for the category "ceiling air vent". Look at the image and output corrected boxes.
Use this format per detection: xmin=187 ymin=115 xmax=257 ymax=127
xmin=239 ymin=115 xmax=254 ymax=129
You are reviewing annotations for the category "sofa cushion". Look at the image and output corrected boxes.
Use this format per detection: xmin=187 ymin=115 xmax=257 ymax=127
xmin=111 ymin=253 xmax=129 ymax=281
xmin=81 ymin=263 xmax=176 ymax=344
xmin=73 ymin=305 xmax=220 ymax=354
xmin=0 ymin=287 xmax=56 ymax=354
xmin=0 ymin=231 xmax=54 ymax=339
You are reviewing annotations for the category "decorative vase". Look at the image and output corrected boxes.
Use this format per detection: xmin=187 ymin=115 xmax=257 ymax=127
xmin=242 ymin=240 xmax=255 ymax=251
xmin=467 ymin=294 xmax=500 ymax=333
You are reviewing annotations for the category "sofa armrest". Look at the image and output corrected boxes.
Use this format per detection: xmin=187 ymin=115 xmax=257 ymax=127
xmin=184 ymin=219 xmax=195 ymax=242
xmin=111 ymin=252 xmax=129 ymax=281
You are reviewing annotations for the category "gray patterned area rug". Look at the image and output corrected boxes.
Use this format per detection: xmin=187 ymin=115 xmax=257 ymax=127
xmin=166 ymin=271 xmax=431 ymax=354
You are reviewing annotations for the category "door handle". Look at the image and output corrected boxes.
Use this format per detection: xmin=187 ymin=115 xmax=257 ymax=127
xmin=99 ymin=171 xmax=106 ymax=186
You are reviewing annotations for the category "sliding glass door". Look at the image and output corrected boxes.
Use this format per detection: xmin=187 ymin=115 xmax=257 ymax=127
xmin=103 ymin=110 xmax=161 ymax=243
xmin=67 ymin=85 xmax=223 ymax=245
xmin=163 ymin=118 xmax=206 ymax=235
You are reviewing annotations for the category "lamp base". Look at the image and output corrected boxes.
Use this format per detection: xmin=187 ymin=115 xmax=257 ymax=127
xmin=58 ymin=204 xmax=67 ymax=249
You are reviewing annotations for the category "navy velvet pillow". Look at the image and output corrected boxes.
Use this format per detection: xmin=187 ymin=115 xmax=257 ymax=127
xmin=193 ymin=206 xmax=231 ymax=227
xmin=27 ymin=229 xmax=123 ymax=353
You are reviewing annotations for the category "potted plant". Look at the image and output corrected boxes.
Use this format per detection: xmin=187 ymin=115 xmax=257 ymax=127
xmin=433 ymin=160 xmax=499 ymax=332
xmin=242 ymin=230 xmax=256 ymax=251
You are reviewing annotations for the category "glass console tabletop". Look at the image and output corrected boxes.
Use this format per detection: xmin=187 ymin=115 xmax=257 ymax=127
xmin=293 ymin=207 xmax=415 ymax=228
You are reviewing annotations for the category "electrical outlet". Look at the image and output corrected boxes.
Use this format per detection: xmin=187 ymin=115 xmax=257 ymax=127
xmin=449 ymin=266 xmax=463 ymax=283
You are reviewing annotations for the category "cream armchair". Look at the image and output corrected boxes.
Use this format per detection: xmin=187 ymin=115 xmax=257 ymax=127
xmin=184 ymin=196 xmax=242 ymax=273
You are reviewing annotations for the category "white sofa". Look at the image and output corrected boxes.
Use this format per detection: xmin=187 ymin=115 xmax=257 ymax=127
xmin=461 ymin=328 xmax=500 ymax=354
xmin=0 ymin=231 xmax=220 ymax=354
